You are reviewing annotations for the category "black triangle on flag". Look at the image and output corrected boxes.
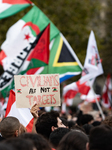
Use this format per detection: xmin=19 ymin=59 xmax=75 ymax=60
xmin=58 ymin=41 xmax=76 ymax=62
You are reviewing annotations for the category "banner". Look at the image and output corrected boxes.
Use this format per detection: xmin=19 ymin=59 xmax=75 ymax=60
xmin=14 ymin=74 xmax=60 ymax=108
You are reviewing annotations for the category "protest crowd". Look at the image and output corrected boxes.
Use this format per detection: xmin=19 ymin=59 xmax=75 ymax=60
xmin=1 ymin=0 xmax=112 ymax=150
xmin=0 ymin=101 xmax=112 ymax=150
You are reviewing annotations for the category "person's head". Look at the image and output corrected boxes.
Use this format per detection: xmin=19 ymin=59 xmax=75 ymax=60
xmin=57 ymin=130 xmax=89 ymax=150
xmin=102 ymin=115 xmax=112 ymax=127
xmin=71 ymin=124 xmax=86 ymax=133
xmin=35 ymin=111 xmax=66 ymax=139
xmin=67 ymin=120 xmax=76 ymax=129
xmin=2 ymin=137 xmax=36 ymax=150
xmin=92 ymin=121 xmax=101 ymax=126
xmin=20 ymin=133 xmax=51 ymax=150
xmin=0 ymin=116 xmax=20 ymax=138
xmin=79 ymin=114 xmax=94 ymax=126
xmin=60 ymin=117 xmax=68 ymax=127
xmin=49 ymin=127 xmax=70 ymax=149
xmin=87 ymin=125 xmax=112 ymax=150
xmin=82 ymin=124 xmax=94 ymax=136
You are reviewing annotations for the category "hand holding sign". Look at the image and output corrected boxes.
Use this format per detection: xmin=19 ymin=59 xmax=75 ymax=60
xmin=14 ymin=74 xmax=60 ymax=108
xmin=30 ymin=104 xmax=40 ymax=119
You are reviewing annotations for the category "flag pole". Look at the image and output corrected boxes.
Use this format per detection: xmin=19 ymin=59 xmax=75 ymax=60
xmin=88 ymin=80 xmax=105 ymax=120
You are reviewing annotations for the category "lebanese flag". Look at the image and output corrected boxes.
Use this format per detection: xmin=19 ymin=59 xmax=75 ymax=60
xmin=102 ymin=74 xmax=112 ymax=108
xmin=5 ymin=90 xmax=33 ymax=132
xmin=0 ymin=0 xmax=32 ymax=19
xmin=63 ymin=82 xmax=78 ymax=106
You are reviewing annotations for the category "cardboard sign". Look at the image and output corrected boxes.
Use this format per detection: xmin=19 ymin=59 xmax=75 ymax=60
xmin=14 ymin=74 xmax=60 ymax=108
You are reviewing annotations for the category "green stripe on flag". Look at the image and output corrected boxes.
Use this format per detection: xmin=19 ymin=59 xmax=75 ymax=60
xmin=0 ymin=4 xmax=31 ymax=19
xmin=22 ymin=6 xmax=59 ymax=41
xmin=27 ymin=59 xmax=47 ymax=71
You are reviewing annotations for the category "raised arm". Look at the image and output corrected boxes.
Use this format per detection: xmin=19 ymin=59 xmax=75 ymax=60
xmin=30 ymin=104 xmax=40 ymax=133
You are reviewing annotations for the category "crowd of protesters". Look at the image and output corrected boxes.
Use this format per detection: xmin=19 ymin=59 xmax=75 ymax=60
xmin=0 ymin=101 xmax=112 ymax=150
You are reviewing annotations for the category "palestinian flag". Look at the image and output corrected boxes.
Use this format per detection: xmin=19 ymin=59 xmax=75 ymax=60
xmin=5 ymin=90 xmax=33 ymax=132
xmin=40 ymin=33 xmax=82 ymax=82
xmin=0 ymin=0 xmax=33 ymax=19
xmin=23 ymin=23 xmax=50 ymax=72
xmin=0 ymin=5 xmax=59 ymax=69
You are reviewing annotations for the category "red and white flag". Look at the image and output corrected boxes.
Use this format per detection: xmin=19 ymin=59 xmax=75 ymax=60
xmin=5 ymin=90 xmax=33 ymax=132
xmin=63 ymin=82 xmax=78 ymax=106
xmin=102 ymin=74 xmax=112 ymax=108
xmin=80 ymin=89 xmax=100 ymax=103
xmin=62 ymin=80 xmax=90 ymax=106
xmin=0 ymin=0 xmax=32 ymax=19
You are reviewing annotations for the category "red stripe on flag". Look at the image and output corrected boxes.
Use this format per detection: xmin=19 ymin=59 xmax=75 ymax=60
xmin=26 ymin=118 xmax=34 ymax=132
xmin=5 ymin=90 xmax=15 ymax=117
xmin=3 ymin=0 xmax=32 ymax=4
xmin=27 ymin=24 xmax=50 ymax=64
xmin=64 ymin=90 xmax=77 ymax=102
xmin=26 ymin=68 xmax=40 ymax=75
xmin=76 ymin=80 xmax=90 ymax=95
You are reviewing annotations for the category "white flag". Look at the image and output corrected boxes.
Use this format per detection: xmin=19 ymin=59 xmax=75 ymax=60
xmin=81 ymin=31 xmax=103 ymax=82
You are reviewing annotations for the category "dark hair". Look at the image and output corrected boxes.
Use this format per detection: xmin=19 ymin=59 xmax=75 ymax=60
xmin=92 ymin=121 xmax=101 ymax=126
xmin=2 ymin=137 xmax=35 ymax=150
xmin=20 ymin=133 xmax=51 ymax=150
xmin=102 ymin=115 xmax=112 ymax=127
xmin=71 ymin=124 xmax=86 ymax=133
xmin=67 ymin=120 xmax=76 ymax=129
xmin=35 ymin=111 xmax=59 ymax=139
xmin=60 ymin=117 xmax=68 ymax=127
xmin=82 ymin=124 xmax=94 ymax=135
xmin=89 ymin=125 xmax=112 ymax=150
xmin=79 ymin=114 xmax=94 ymax=126
xmin=0 ymin=116 xmax=20 ymax=138
xmin=57 ymin=130 xmax=89 ymax=150
xmin=49 ymin=127 xmax=70 ymax=148
xmin=0 ymin=143 xmax=16 ymax=150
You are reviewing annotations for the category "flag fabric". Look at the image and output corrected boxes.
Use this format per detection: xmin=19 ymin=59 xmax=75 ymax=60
xmin=40 ymin=33 xmax=82 ymax=82
xmin=0 ymin=5 xmax=59 ymax=70
xmin=102 ymin=74 xmax=112 ymax=108
xmin=0 ymin=24 xmax=50 ymax=92
xmin=0 ymin=0 xmax=33 ymax=19
xmin=81 ymin=31 xmax=103 ymax=83
xmin=62 ymin=30 xmax=104 ymax=106
xmin=21 ymin=23 xmax=50 ymax=72
xmin=5 ymin=90 xmax=33 ymax=132
xmin=0 ymin=6 xmax=82 ymax=97
xmin=76 ymin=80 xmax=90 ymax=95
xmin=63 ymin=82 xmax=78 ymax=106
xmin=78 ymin=30 xmax=104 ymax=104
xmin=79 ymin=78 xmax=100 ymax=103
xmin=80 ymin=89 xmax=100 ymax=103
xmin=62 ymin=80 xmax=90 ymax=106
